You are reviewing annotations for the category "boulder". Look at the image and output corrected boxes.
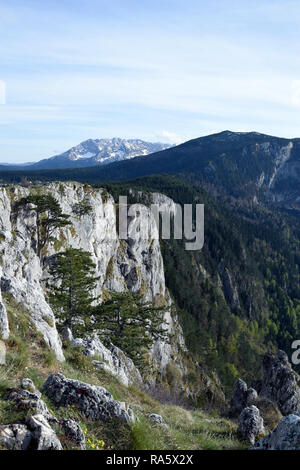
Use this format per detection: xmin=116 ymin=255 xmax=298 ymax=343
xmin=60 ymin=418 xmax=86 ymax=449
xmin=251 ymin=414 xmax=300 ymax=450
xmin=0 ymin=423 xmax=32 ymax=450
xmin=149 ymin=413 xmax=168 ymax=428
xmin=237 ymin=405 xmax=265 ymax=445
xmin=0 ymin=414 xmax=63 ymax=451
xmin=3 ymin=379 xmax=86 ymax=450
xmin=42 ymin=373 xmax=135 ymax=424
xmin=26 ymin=414 xmax=62 ymax=450
xmin=260 ymin=350 xmax=300 ymax=415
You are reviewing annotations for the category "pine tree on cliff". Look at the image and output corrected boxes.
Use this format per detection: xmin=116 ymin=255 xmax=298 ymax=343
xmin=47 ymin=248 xmax=99 ymax=335
xmin=93 ymin=291 xmax=169 ymax=368
xmin=15 ymin=194 xmax=71 ymax=260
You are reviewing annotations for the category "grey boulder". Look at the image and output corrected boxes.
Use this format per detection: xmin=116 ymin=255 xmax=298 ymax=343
xmin=0 ymin=423 xmax=32 ymax=450
xmin=60 ymin=418 xmax=86 ymax=449
xmin=26 ymin=414 xmax=63 ymax=450
xmin=251 ymin=414 xmax=300 ymax=450
xmin=42 ymin=373 xmax=135 ymax=424
xmin=149 ymin=413 xmax=168 ymax=428
xmin=237 ymin=405 xmax=265 ymax=445
xmin=0 ymin=415 xmax=63 ymax=451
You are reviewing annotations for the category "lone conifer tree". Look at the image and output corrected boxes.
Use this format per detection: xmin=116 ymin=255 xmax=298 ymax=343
xmin=48 ymin=248 xmax=99 ymax=335
xmin=15 ymin=194 xmax=71 ymax=259
xmin=93 ymin=291 xmax=169 ymax=368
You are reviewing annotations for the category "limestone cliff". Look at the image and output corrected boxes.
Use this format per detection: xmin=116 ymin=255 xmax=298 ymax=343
xmin=0 ymin=182 xmax=185 ymax=378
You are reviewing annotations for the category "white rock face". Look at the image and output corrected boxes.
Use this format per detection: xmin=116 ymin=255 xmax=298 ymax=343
xmin=265 ymin=142 xmax=293 ymax=189
xmin=0 ymin=182 xmax=185 ymax=375
xmin=0 ymin=186 xmax=64 ymax=359
xmin=72 ymin=336 xmax=143 ymax=387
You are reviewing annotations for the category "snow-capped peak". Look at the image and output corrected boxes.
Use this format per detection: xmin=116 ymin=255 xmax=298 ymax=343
xmin=29 ymin=138 xmax=172 ymax=170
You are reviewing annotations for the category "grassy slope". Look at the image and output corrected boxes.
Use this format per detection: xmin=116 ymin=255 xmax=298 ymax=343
xmin=0 ymin=293 xmax=245 ymax=451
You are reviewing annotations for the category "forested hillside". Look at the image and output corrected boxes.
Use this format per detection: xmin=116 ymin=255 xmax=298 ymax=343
xmin=101 ymin=175 xmax=300 ymax=392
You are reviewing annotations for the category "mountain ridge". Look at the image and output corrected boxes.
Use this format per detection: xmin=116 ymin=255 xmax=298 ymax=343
xmin=1 ymin=130 xmax=299 ymax=210
xmin=0 ymin=138 xmax=172 ymax=170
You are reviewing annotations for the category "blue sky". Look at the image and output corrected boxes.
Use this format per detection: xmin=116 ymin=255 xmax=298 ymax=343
xmin=2 ymin=0 xmax=300 ymax=162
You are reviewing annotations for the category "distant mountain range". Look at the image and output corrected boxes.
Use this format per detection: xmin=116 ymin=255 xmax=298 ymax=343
xmin=0 ymin=138 xmax=172 ymax=170
xmin=1 ymin=130 xmax=300 ymax=210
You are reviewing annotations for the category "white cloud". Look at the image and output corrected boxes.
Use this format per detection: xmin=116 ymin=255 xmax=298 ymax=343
xmin=159 ymin=130 xmax=190 ymax=145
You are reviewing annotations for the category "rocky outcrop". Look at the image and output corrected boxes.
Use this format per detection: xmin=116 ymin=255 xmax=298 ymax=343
xmin=218 ymin=262 xmax=240 ymax=311
xmin=4 ymin=387 xmax=56 ymax=424
xmin=230 ymin=379 xmax=258 ymax=417
xmin=230 ymin=379 xmax=248 ymax=416
xmin=0 ymin=381 xmax=63 ymax=450
xmin=0 ymin=182 xmax=185 ymax=377
xmin=251 ymin=414 xmax=300 ymax=450
xmin=260 ymin=350 xmax=300 ymax=416
xmin=0 ymin=377 xmax=86 ymax=450
xmin=26 ymin=414 xmax=63 ymax=450
xmin=42 ymin=373 xmax=135 ymax=424
xmin=20 ymin=378 xmax=41 ymax=397
xmin=0 ymin=423 xmax=32 ymax=450
xmin=237 ymin=406 xmax=265 ymax=445
xmin=0 ymin=414 xmax=63 ymax=451
xmin=231 ymin=351 xmax=300 ymax=422
xmin=72 ymin=336 xmax=142 ymax=387
xmin=0 ymin=185 xmax=64 ymax=359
